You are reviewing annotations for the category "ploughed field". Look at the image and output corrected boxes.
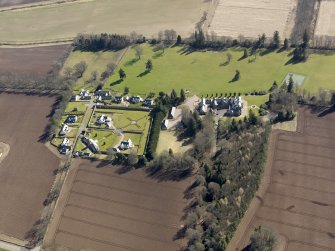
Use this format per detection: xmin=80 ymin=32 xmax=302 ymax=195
xmin=48 ymin=160 xmax=192 ymax=251
xmin=0 ymin=93 xmax=59 ymax=240
xmin=0 ymin=45 xmax=68 ymax=75
xmin=235 ymin=107 xmax=335 ymax=250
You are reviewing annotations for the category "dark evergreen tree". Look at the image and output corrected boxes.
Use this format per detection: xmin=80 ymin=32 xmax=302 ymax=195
xmin=283 ymin=38 xmax=289 ymax=50
xmin=243 ymin=48 xmax=249 ymax=59
xmin=180 ymin=89 xmax=186 ymax=102
xmin=272 ymin=31 xmax=280 ymax=49
xmin=302 ymin=30 xmax=310 ymax=49
xmin=119 ymin=68 xmax=126 ymax=79
xmin=287 ymin=75 xmax=294 ymax=93
xmin=146 ymin=60 xmax=153 ymax=72
xmin=176 ymin=35 xmax=182 ymax=45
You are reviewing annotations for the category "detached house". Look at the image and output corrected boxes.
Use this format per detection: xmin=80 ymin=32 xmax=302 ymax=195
xmin=129 ymin=96 xmax=142 ymax=104
xmin=168 ymin=107 xmax=176 ymax=119
xmin=59 ymin=124 xmax=69 ymax=136
xmin=95 ymin=90 xmax=112 ymax=101
xmin=79 ymin=89 xmax=92 ymax=100
xmin=119 ymin=139 xmax=134 ymax=150
xmin=114 ymin=96 xmax=124 ymax=104
xmin=82 ymin=137 xmax=100 ymax=154
xmin=161 ymin=120 xmax=169 ymax=130
xmin=96 ymin=114 xmax=112 ymax=128
xmin=66 ymin=115 xmax=78 ymax=124
xmin=59 ymin=138 xmax=71 ymax=155
xmin=144 ymin=99 xmax=154 ymax=107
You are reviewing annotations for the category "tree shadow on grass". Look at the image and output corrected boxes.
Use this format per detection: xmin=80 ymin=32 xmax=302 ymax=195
xmin=110 ymin=79 xmax=123 ymax=87
xmin=285 ymin=57 xmax=304 ymax=65
xmin=137 ymin=70 xmax=150 ymax=78
xmin=259 ymin=48 xmax=275 ymax=57
xmin=219 ymin=61 xmax=230 ymax=67
xmin=124 ymin=58 xmax=140 ymax=67
xmin=178 ymin=46 xmax=197 ymax=56
xmin=152 ymin=51 xmax=164 ymax=59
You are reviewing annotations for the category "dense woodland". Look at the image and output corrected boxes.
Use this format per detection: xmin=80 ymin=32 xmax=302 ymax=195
xmin=182 ymin=114 xmax=271 ymax=250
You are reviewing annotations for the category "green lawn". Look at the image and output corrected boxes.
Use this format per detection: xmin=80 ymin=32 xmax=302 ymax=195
xmin=85 ymin=107 xmax=151 ymax=155
xmin=74 ymin=139 xmax=88 ymax=153
xmin=64 ymin=102 xmax=88 ymax=115
xmin=244 ymin=95 xmax=269 ymax=107
xmin=0 ymin=248 xmax=10 ymax=251
xmin=123 ymin=132 xmax=145 ymax=155
xmin=110 ymin=111 xmax=150 ymax=131
xmin=89 ymin=130 xmax=121 ymax=151
xmin=63 ymin=50 xmax=123 ymax=91
xmin=107 ymin=45 xmax=335 ymax=96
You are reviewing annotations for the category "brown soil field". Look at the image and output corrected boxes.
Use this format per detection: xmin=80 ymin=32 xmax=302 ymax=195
xmin=44 ymin=160 xmax=192 ymax=251
xmin=315 ymin=1 xmax=335 ymax=37
xmin=0 ymin=93 xmax=60 ymax=241
xmin=228 ymin=107 xmax=335 ymax=251
xmin=209 ymin=0 xmax=297 ymax=39
xmin=0 ymin=45 xmax=67 ymax=74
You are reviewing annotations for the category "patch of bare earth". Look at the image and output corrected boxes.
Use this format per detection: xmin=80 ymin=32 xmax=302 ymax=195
xmin=44 ymin=159 xmax=192 ymax=251
xmin=228 ymin=107 xmax=335 ymax=251
xmin=209 ymin=0 xmax=296 ymax=39
xmin=0 ymin=93 xmax=60 ymax=242
xmin=0 ymin=45 xmax=67 ymax=74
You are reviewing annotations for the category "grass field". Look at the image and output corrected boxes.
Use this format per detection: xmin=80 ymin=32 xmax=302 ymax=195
xmin=107 ymin=45 xmax=335 ymax=96
xmin=62 ymin=50 xmax=124 ymax=91
xmin=0 ymin=0 xmax=208 ymax=42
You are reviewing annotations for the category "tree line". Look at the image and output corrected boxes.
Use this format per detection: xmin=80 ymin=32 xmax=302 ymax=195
xmin=73 ymin=33 xmax=131 ymax=51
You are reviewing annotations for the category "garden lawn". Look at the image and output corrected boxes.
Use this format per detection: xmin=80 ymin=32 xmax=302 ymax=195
xmin=62 ymin=50 xmax=124 ymax=91
xmin=110 ymin=110 xmax=150 ymax=131
xmin=157 ymin=130 xmax=192 ymax=154
xmin=107 ymin=45 xmax=335 ymax=96
xmin=244 ymin=94 xmax=269 ymax=107
xmin=64 ymin=101 xmax=88 ymax=115
xmin=89 ymin=130 xmax=121 ymax=151
xmin=123 ymin=132 xmax=146 ymax=155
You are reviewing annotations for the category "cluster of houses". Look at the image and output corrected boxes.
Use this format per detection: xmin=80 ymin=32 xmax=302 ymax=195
xmin=58 ymin=114 xmax=81 ymax=154
xmin=198 ymin=96 xmax=243 ymax=117
xmin=70 ymin=89 xmax=154 ymax=107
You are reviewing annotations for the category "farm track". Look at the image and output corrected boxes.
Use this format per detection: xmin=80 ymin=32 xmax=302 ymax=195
xmin=44 ymin=160 xmax=192 ymax=250
xmin=228 ymin=106 xmax=335 ymax=251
